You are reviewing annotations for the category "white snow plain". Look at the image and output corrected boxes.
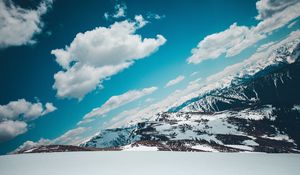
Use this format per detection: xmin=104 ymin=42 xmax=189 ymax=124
xmin=0 ymin=152 xmax=300 ymax=175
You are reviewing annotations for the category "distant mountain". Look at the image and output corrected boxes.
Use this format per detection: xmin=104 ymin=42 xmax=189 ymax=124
xmin=15 ymin=145 xmax=120 ymax=154
xmin=80 ymin=105 xmax=300 ymax=153
xmin=80 ymin=40 xmax=300 ymax=153
xmin=18 ymin=39 xmax=300 ymax=154
xmin=172 ymin=41 xmax=300 ymax=113
xmin=80 ymin=126 xmax=139 ymax=148
xmin=177 ymin=58 xmax=300 ymax=113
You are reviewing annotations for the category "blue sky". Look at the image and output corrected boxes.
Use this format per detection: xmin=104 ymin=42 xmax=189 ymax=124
xmin=0 ymin=0 xmax=299 ymax=154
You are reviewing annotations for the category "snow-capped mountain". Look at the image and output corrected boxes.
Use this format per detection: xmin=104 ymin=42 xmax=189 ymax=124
xmin=18 ymin=38 xmax=300 ymax=154
xmin=80 ymin=39 xmax=300 ymax=153
xmin=178 ymin=58 xmax=300 ymax=113
xmin=80 ymin=105 xmax=300 ymax=153
xmin=172 ymin=39 xmax=300 ymax=113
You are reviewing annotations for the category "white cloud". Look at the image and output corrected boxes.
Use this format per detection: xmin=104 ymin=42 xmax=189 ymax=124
xmin=42 ymin=102 xmax=57 ymax=115
xmin=104 ymin=3 xmax=127 ymax=20
xmin=53 ymin=127 xmax=88 ymax=145
xmin=113 ymin=3 xmax=126 ymax=18
xmin=0 ymin=120 xmax=27 ymax=142
xmin=146 ymin=13 xmax=165 ymax=20
xmin=52 ymin=17 xmax=166 ymax=99
xmin=255 ymin=0 xmax=299 ymax=20
xmin=0 ymin=0 xmax=52 ymax=48
xmin=0 ymin=99 xmax=56 ymax=142
xmin=253 ymin=2 xmax=300 ymax=34
xmin=187 ymin=23 xmax=264 ymax=64
xmin=206 ymin=30 xmax=300 ymax=87
xmin=187 ymin=0 xmax=300 ymax=64
xmin=53 ymin=63 xmax=131 ymax=99
xmin=134 ymin=15 xmax=148 ymax=28
xmin=78 ymin=87 xmax=158 ymax=125
xmin=104 ymin=107 xmax=140 ymax=128
xmin=0 ymin=99 xmax=56 ymax=121
xmin=165 ymin=75 xmax=185 ymax=87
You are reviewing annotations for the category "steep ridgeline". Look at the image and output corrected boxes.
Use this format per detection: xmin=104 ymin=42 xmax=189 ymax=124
xmin=80 ymin=40 xmax=300 ymax=153
xmin=177 ymin=59 xmax=300 ymax=113
xmin=172 ymin=42 xmax=300 ymax=113
xmin=178 ymin=58 xmax=300 ymax=112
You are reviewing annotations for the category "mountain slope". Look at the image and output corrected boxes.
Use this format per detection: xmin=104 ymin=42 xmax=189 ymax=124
xmin=80 ymin=40 xmax=300 ymax=153
xmin=17 ymin=37 xmax=300 ymax=154
xmin=174 ymin=42 xmax=300 ymax=113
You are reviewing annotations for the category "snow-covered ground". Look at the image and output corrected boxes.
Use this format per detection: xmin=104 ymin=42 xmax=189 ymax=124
xmin=1 ymin=152 xmax=300 ymax=175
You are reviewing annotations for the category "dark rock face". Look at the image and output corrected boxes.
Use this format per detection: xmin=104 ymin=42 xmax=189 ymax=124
xmin=81 ymin=106 xmax=300 ymax=153
xmin=15 ymin=145 xmax=121 ymax=154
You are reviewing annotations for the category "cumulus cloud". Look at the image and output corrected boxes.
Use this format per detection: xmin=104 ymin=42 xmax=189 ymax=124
xmin=52 ymin=17 xmax=166 ymax=99
xmin=0 ymin=120 xmax=27 ymax=142
xmin=165 ymin=75 xmax=185 ymax=87
xmin=255 ymin=0 xmax=299 ymax=20
xmin=204 ymin=30 xmax=300 ymax=93
xmin=43 ymin=102 xmax=57 ymax=115
xmin=146 ymin=13 xmax=165 ymax=20
xmin=0 ymin=99 xmax=56 ymax=142
xmin=104 ymin=2 xmax=127 ymax=20
xmin=0 ymin=0 xmax=52 ymax=48
xmin=112 ymin=3 xmax=126 ymax=18
xmin=187 ymin=23 xmax=264 ymax=64
xmin=0 ymin=99 xmax=56 ymax=121
xmin=78 ymin=86 xmax=158 ymax=125
xmin=134 ymin=15 xmax=148 ymax=28
xmin=187 ymin=0 xmax=300 ymax=64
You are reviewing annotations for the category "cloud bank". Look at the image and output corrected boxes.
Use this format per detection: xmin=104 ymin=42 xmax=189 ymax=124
xmin=165 ymin=75 xmax=185 ymax=87
xmin=52 ymin=16 xmax=166 ymax=99
xmin=0 ymin=0 xmax=52 ymax=48
xmin=78 ymin=86 xmax=158 ymax=125
xmin=0 ymin=99 xmax=56 ymax=142
xmin=187 ymin=0 xmax=300 ymax=64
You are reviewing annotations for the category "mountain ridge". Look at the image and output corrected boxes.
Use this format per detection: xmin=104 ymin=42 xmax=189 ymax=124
xmin=79 ymin=40 xmax=300 ymax=153
xmin=17 ymin=38 xmax=300 ymax=154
